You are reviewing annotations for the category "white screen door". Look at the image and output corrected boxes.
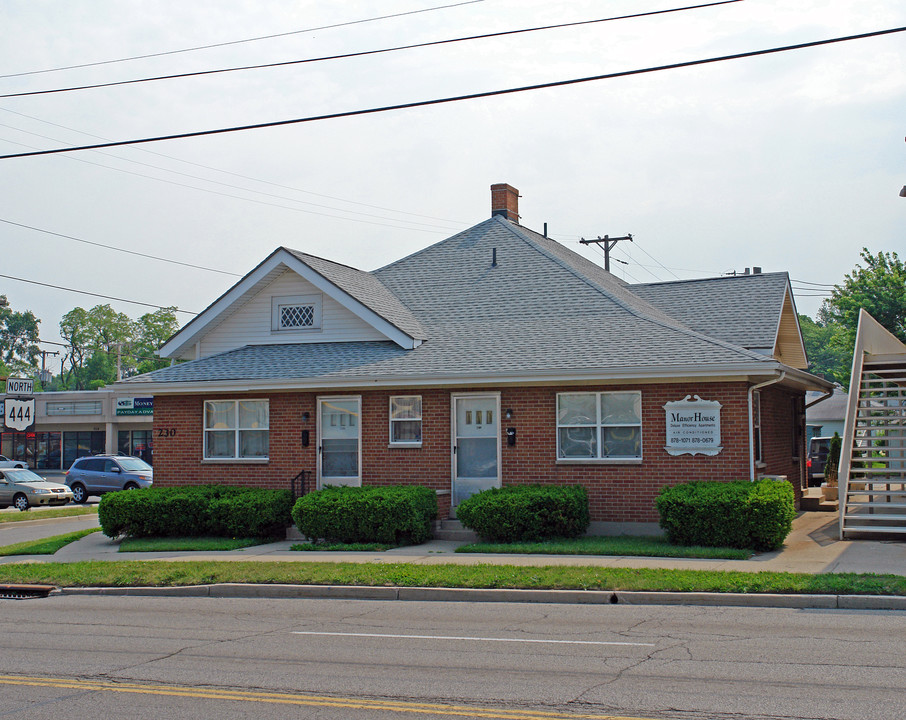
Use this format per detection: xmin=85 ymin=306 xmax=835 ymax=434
xmin=453 ymin=395 xmax=500 ymax=506
xmin=319 ymin=397 xmax=361 ymax=487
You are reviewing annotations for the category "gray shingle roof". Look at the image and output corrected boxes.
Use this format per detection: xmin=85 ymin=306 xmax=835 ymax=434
xmin=629 ymin=273 xmax=790 ymax=351
xmin=126 ymin=216 xmax=790 ymax=387
xmin=283 ymin=248 xmax=427 ymax=340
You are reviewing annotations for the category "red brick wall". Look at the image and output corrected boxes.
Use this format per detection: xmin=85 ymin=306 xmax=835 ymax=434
xmin=757 ymin=385 xmax=806 ymax=502
xmin=152 ymin=381 xmax=804 ymax=524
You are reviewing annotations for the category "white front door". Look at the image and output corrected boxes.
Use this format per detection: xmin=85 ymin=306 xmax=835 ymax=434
xmin=452 ymin=395 xmax=500 ymax=506
xmin=318 ymin=396 xmax=362 ymax=487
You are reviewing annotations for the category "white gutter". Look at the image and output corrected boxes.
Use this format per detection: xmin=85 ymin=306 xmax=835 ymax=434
xmin=748 ymin=372 xmax=786 ymax=481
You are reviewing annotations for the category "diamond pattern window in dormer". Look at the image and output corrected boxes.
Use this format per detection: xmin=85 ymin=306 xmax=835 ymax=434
xmin=271 ymin=294 xmax=322 ymax=332
xmin=281 ymin=304 xmax=314 ymax=328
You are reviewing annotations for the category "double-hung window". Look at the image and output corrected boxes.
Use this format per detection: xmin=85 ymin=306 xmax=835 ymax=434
xmin=557 ymin=391 xmax=642 ymax=460
xmin=204 ymin=400 xmax=269 ymax=460
xmin=389 ymin=395 xmax=422 ymax=445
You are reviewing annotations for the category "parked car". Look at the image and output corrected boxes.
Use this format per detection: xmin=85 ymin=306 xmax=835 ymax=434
xmin=65 ymin=455 xmax=153 ymax=503
xmin=0 ymin=468 xmax=74 ymax=510
xmin=0 ymin=455 xmax=27 ymax=469
xmin=806 ymin=436 xmax=832 ymax=486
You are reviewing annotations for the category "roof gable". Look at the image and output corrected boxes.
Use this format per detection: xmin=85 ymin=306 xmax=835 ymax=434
xmin=159 ymin=248 xmax=425 ymax=359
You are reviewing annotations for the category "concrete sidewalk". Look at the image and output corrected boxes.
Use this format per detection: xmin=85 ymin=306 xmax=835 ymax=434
xmin=4 ymin=511 xmax=906 ymax=610
xmin=27 ymin=511 xmax=906 ymax=576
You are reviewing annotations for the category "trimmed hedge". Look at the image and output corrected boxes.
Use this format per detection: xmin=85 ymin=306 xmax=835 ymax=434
xmin=455 ymin=484 xmax=590 ymax=543
xmin=98 ymin=485 xmax=294 ymax=539
xmin=291 ymin=485 xmax=437 ymax=545
xmin=656 ymin=479 xmax=796 ymax=551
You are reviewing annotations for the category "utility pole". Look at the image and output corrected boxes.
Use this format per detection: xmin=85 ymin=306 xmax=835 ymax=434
xmin=579 ymin=234 xmax=633 ymax=272
xmin=40 ymin=349 xmax=60 ymax=385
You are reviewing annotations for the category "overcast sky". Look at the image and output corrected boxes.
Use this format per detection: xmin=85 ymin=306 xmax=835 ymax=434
xmin=1 ymin=0 xmax=904 ymax=362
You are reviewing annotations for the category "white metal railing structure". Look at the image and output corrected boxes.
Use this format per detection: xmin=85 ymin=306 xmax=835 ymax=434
xmin=839 ymin=310 xmax=906 ymax=539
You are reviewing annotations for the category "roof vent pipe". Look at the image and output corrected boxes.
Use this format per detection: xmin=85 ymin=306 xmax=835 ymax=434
xmin=753 ymin=266 xmax=762 ymax=274
xmin=492 ymin=248 xmax=497 ymax=267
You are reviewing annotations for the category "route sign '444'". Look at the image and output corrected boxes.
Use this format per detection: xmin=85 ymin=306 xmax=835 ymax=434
xmin=5 ymin=398 xmax=35 ymax=431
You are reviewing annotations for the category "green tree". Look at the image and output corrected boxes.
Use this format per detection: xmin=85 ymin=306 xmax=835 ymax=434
xmin=0 ymin=295 xmax=41 ymax=376
xmin=798 ymin=314 xmax=849 ymax=385
xmin=130 ymin=307 xmax=179 ymax=376
xmin=820 ymin=249 xmax=906 ymax=344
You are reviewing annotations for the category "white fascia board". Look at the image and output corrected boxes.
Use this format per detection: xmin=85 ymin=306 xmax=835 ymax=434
xmin=114 ymin=361 xmax=829 ymax=395
xmin=280 ymin=254 xmax=417 ymax=349
xmin=159 ymin=250 xmax=417 ymax=358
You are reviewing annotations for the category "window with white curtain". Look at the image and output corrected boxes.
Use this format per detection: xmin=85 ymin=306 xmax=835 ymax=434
xmin=389 ymin=395 xmax=422 ymax=445
xmin=204 ymin=399 xmax=269 ymax=460
xmin=556 ymin=391 xmax=642 ymax=460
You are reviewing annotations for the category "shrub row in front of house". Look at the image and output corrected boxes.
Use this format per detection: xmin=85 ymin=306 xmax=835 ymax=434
xmin=455 ymin=484 xmax=590 ymax=543
xmin=98 ymin=485 xmax=294 ymax=539
xmin=656 ymin=479 xmax=795 ymax=551
xmin=292 ymin=485 xmax=438 ymax=545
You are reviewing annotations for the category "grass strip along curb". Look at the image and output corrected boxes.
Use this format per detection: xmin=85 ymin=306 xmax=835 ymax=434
xmin=0 ymin=529 xmax=99 ymax=556
xmin=0 ymin=561 xmax=904 ymax=596
xmin=0 ymin=507 xmax=97 ymax=524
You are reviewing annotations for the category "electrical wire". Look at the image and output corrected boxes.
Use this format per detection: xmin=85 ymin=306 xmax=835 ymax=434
xmin=0 ymin=273 xmax=199 ymax=315
xmin=0 ymin=136 xmax=457 ymax=233
xmin=0 ymin=1 xmax=743 ymax=99
xmin=631 ymin=240 xmax=682 ymax=280
xmin=0 ymin=218 xmax=242 ymax=277
xmin=0 ymin=0 xmax=486 ymax=80
xmin=791 ymin=279 xmax=836 ymax=287
xmin=4 ymin=24 xmax=902 ymax=160
xmin=0 ymin=106 xmax=469 ymax=226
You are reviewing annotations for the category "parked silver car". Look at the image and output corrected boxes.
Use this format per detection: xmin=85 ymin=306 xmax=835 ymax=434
xmin=65 ymin=455 xmax=153 ymax=503
xmin=0 ymin=454 xmax=27 ymax=469
xmin=0 ymin=468 xmax=74 ymax=510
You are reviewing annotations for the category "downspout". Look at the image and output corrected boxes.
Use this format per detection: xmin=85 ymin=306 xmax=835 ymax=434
xmin=748 ymin=372 xmax=786 ymax=481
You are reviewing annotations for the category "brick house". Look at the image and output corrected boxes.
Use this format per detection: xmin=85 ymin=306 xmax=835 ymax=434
xmin=117 ymin=184 xmax=833 ymax=534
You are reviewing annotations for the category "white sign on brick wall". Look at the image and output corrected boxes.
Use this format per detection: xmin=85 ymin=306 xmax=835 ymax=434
xmin=664 ymin=395 xmax=722 ymax=456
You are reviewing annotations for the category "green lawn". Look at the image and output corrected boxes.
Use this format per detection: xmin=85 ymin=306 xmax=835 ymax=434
xmin=118 ymin=537 xmax=267 ymax=552
xmin=458 ymin=535 xmax=752 ymax=559
xmin=0 ymin=507 xmax=97 ymax=523
xmin=0 ymin=529 xmax=100 ymax=556
xmin=0 ymin=560 xmax=903 ymax=596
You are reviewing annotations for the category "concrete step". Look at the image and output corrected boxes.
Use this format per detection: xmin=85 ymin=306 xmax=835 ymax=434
xmin=801 ymin=489 xmax=838 ymax=512
xmin=433 ymin=519 xmax=478 ymax=542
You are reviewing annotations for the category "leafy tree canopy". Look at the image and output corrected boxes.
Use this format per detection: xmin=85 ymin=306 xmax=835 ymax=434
xmin=819 ymin=249 xmax=906 ymax=344
xmin=0 ymin=295 xmax=41 ymax=377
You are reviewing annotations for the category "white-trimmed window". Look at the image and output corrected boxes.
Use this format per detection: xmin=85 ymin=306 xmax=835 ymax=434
xmin=390 ymin=395 xmax=422 ymax=445
xmin=271 ymin=294 xmax=322 ymax=332
xmin=557 ymin=391 xmax=642 ymax=460
xmin=204 ymin=400 xmax=269 ymax=459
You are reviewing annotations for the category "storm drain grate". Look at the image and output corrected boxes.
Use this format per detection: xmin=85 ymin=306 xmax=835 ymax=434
xmin=0 ymin=584 xmax=55 ymax=599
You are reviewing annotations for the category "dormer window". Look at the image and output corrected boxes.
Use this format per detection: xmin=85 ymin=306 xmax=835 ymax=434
xmin=272 ymin=294 xmax=322 ymax=332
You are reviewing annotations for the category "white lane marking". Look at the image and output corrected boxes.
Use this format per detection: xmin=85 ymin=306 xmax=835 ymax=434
xmin=292 ymin=631 xmax=654 ymax=647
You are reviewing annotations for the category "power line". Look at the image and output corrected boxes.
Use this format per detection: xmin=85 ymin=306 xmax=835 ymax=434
xmin=4 ymin=24 xmax=903 ymax=160
xmin=0 ymin=218 xmax=243 ymax=277
xmin=0 ymin=273 xmax=199 ymax=315
xmin=0 ymin=106 xmax=469 ymax=227
xmin=0 ymin=0 xmax=486 ymax=80
xmin=0 ymin=133 xmax=459 ymax=233
xmin=791 ymin=278 xmax=837 ymax=287
xmin=631 ymin=240 xmax=682 ymax=280
xmin=0 ymin=1 xmax=743 ymax=99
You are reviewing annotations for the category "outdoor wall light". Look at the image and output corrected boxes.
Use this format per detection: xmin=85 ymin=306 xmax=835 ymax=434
xmin=302 ymin=411 xmax=310 ymax=422
xmin=505 ymin=408 xmax=513 ymax=420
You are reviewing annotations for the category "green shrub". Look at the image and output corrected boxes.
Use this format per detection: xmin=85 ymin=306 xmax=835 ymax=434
xmin=291 ymin=485 xmax=437 ymax=545
xmin=656 ymin=479 xmax=795 ymax=551
xmin=455 ymin=484 xmax=590 ymax=543
xmin=99 ymin=485 xmax=293 ymax=539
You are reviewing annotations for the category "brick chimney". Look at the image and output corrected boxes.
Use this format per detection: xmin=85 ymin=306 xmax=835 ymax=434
xmin=490 ymin=183 xmax=520 ymax=223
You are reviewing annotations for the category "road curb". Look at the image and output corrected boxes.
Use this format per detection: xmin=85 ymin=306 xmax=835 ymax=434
xmin=56 ymin=584 xmax=906 ymax=609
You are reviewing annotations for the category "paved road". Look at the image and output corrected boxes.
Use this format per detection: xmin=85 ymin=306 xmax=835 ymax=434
xmin=0 ymin=595 xmax=903 ymax=720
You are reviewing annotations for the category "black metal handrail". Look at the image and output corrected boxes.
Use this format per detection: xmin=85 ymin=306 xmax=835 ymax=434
xmin=290 ymin=469 xmax=310 ymax=499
